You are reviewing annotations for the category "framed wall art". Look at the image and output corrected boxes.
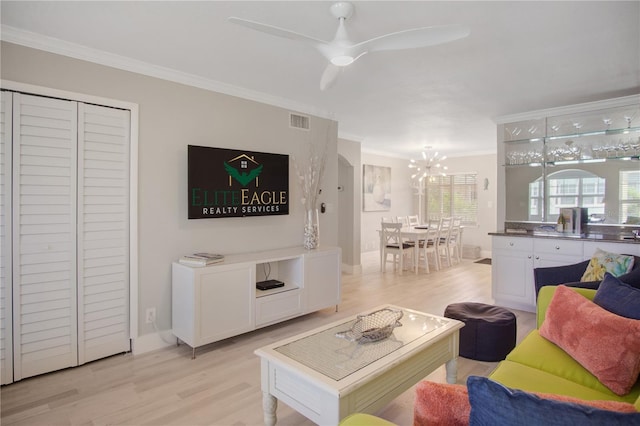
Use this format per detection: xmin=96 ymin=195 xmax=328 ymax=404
xmin=363 ymin=164 xmax=391 ymax=211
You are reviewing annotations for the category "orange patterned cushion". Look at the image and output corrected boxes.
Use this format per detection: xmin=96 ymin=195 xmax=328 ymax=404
xmin=414 ymin=381 xmax=469 ymax=426
xmin=413 ymin=380 xmax=638 ymax=426
xmin=539 ymin=285 xmax=640 ymax=396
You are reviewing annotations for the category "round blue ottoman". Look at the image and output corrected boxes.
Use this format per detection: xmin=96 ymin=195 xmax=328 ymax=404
xmin=444 ymin=302 xmax=516 ymax=362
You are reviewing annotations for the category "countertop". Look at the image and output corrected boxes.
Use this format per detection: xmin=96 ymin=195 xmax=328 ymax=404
xmin=489 ymin=230 xmax=640 ymax=244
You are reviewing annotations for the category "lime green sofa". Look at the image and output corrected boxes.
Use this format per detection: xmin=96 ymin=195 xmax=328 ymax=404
xmin=488 ymin=286 xmax=640 ymax=410
xmin=340 ymin=286 xmax=640 ymax=425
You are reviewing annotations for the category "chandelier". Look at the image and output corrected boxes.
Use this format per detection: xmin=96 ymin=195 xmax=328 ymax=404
xmin=408 ymin=146 xmax=448 ymax=182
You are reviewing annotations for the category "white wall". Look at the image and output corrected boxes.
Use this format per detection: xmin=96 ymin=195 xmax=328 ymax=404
xmin=1 ymin=42 xmax=339 ymax=343
xmin=360 ymin=153 xmax=414 ymax=252
xmin=337 ymin=138 xmax=362 ymax=272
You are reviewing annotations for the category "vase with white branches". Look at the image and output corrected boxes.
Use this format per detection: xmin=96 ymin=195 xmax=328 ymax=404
xmin=294 ymin=139 xmax=327 ymax=250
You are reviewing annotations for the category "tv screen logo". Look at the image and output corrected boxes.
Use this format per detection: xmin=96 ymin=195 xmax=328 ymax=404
xmin=188 ymin=145 xmax=289 ymax=219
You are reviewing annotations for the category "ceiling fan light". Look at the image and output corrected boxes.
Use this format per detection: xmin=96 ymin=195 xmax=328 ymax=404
xmin=330 ymin=55 xmax=354 ymax=66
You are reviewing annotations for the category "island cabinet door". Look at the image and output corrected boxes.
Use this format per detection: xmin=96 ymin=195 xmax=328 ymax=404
xmin=491 ymin=237 xmax=535 ymax=312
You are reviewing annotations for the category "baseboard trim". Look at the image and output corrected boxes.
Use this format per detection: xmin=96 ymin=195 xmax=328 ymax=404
xmin=341 ymin=263 xmax=363 ymax=274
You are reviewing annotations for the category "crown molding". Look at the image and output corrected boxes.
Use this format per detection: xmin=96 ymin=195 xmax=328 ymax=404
xmin=337 ymin=131 xmax=364 ymax=143
xmin=1 ymin=25 xmax=334 ymax=121
xmin=494 ymin=94 xmax=640 ymax=124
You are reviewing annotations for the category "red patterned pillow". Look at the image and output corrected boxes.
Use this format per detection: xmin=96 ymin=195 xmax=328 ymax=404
xmin=539 ymin=285 xmax=640 ymax=396
xmin=413 ymin=380 xmax=638 ymax=426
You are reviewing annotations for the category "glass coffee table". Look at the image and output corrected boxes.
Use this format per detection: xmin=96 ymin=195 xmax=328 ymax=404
xmin=254 ymin=305 xmax=464 ymax=425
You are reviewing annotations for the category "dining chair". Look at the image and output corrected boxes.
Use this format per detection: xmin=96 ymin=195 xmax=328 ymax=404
xmin=381 ymin=216 xmax=396 ymax=223
xmin=427 ymin=218 xmax=442 ymax=270
xmin=418 ymin=226 xmax=440 ymax=273
xmin=438 ymin=217 xmax=453 ymax=267
xmin=447 ymin=217 xmax=463 ymax=264
xmin=380 ymin=222 xmax=414 ymax=274
xmin=396 ymin=216 xmax=409 ymax=227
xmin=394 ymin=216 xmax=416 ymax=250
xmin=405 ymin=215 xmax=423 ymax=249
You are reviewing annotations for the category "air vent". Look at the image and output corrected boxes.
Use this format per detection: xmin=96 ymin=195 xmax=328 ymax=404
xmin=290 ymin=113 xmax=310 ymax=130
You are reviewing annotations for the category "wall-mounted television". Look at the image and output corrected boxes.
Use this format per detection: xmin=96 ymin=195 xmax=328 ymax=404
xmin=188 ymin=145 xmax=289 ymax=219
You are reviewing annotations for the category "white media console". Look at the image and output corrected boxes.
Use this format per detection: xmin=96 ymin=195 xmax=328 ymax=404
xmin=172 ymin=246 xmax=341 ymax=357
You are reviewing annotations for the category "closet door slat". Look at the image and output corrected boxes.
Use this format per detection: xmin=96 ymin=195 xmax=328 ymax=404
xmin=1 ymin=91 xmax=14 ymax=384
xmin=12 ymin=93 xmax=78 ymax=381
xmin=78 ymin=104 xmax=130 ymax=364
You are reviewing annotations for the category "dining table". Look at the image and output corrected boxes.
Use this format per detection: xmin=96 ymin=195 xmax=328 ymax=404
xmin=378 ymin=226 xmax=432 ymax=274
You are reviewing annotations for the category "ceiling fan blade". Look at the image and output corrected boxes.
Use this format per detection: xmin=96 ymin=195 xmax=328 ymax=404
xmin=320 ymin=63 xmax=341 ymax=91
xmin=356 ymin=25 xmax=470 ymax=53
xmin=228 ymin=17 xmax=328 ymax=45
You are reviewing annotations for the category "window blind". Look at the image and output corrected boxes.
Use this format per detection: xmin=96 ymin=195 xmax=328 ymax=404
xmin=426 ymin=173 xmax=478 ymax=225
xmin=620 ymin=170 xmax=640 ymax=223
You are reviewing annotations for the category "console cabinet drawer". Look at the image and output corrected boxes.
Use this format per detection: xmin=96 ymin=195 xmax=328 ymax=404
xmin=256 ymin=289 xmax=302 ymax=326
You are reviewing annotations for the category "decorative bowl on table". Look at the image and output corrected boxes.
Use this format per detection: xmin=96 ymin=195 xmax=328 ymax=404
xmin=336 ymin=308 xmax=403 ymax=343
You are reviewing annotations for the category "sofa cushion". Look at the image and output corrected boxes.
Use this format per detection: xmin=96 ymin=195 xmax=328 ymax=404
xmin=594 ymin=273 xmax=640 ymax=319
xmin=467 ymin=376 xmax=640 ymax=426
xmin=540 ymin=285 xmax=640 ymax=395
xmin=620 ymin=265 xmax=640 ymax=289
xmin=506 ymin=330 xmax=627 ymax=398
xmin=414 ymin=379 xmax=639 ymax=426
xmin=490 ymin=360 xmax=640 ymax=403
xmin=339 ymin=413 xmax=396 ymax=426
xmin=581 ymin=248 xmax=634 ymax=282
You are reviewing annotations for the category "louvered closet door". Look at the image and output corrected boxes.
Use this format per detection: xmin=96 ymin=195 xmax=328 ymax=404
xmin=78 ymin=104 xmax=130 ymax=364
xmin=1 ymin=91 xmax=14 ymax=384
xmin=12 ymin=93 xmax=78 ymax=380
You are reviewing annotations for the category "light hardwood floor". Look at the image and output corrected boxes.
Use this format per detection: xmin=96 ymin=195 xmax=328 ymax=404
xmin=1 ymin=252 xmax=535 ymax=426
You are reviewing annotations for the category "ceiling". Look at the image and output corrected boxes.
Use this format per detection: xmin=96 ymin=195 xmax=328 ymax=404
xmin=1 ymin=1 xmax=639 ymax=159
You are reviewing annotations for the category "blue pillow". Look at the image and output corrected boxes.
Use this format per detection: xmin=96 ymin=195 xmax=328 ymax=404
xmin=619 ymin=264 xmax=640 ymax=289
xmin=593 ymin=272 xmax=640 ymax=320
xmin=467 ymin=376 xmax=640 ymax=426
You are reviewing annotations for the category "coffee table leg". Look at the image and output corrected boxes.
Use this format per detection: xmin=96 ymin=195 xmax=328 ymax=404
xmin=445 ymin=357 xmax=458 ymax=384
xmin=262 ymin=392 xmax=277 ymax=426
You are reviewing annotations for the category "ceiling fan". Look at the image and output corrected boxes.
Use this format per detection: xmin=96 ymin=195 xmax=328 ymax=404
xmin=228 ymin=2 xmax=470 ymax=90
